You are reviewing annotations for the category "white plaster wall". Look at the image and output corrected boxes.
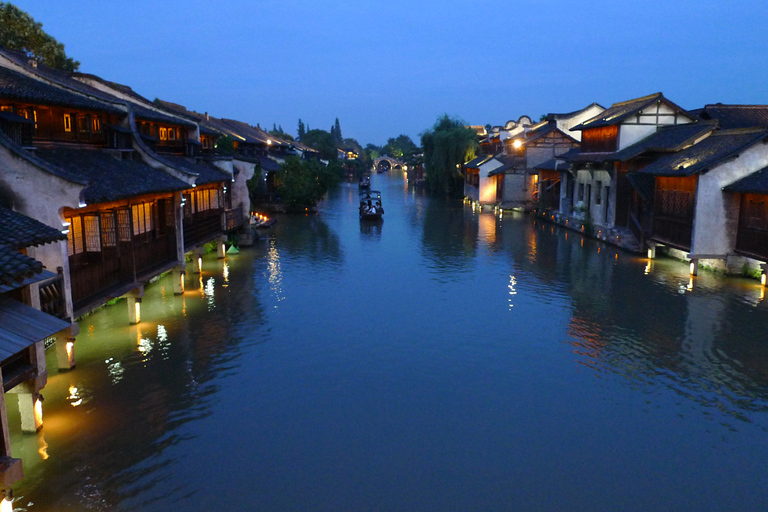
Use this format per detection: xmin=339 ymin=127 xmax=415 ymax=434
xmin=692 ymin=142 xmax=768 ymax=255
xmin=556 ymin=104 xmax=606 ymax=140
xmin=478 ymin=172 xmax=497 ymax=204
xmin=618 ymin=124 xmax=657 ymax=150
xmin=233 ymin=159 xmax=256 ymax=214
xmin=0 ymin=147 xmax=83 ymax=319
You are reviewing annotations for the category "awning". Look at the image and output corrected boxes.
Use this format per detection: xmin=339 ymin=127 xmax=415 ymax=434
xmin=0 ymin=296 xmax=70 ymax=362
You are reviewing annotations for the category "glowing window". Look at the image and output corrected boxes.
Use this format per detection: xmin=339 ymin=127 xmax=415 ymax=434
xmin=64 ymin=114 xmax=72 ymax=132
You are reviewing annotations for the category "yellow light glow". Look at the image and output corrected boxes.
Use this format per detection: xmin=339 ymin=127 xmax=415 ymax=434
xmin=687 ymin=277 xmax=694 ymax=292
xmin=513 ymin=140 xmax=522 ymax=149
xmin=134 ymin=301 xmax=141 ymax=323
xmin=647 ymin=248 xmax=653 ymax=259
xmin=689 ymin=262 xmax=696 ymax=275
xmin=762 ymin=273 xmax=767 ymax=286
xmin=179 ymin=274 xmax=185 ymax=293
xmin=66 ymin=341 xmax=74 ymax=359
xmin=645 ymin=262 xmax=651 ymax=275
xmin=198 ymin=257 xmax=203 ymax=272
xmin=1 ymin=492 xmax=13 ymax=512
xmin=34 ymin=396 xmax=43 ymax=428
xmin=68 ymin=386 xmax=82 ymax=407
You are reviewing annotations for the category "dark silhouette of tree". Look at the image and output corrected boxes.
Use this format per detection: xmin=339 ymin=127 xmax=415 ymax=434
xmin=0 ymin=2 xmax=79 ymax=71
xmin=298 ymin=119 xmax=306 ymax=140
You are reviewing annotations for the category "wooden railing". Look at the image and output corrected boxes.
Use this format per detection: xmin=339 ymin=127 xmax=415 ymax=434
xmin=652 ymin=216 xmax=692 ymax=250
xmin=628 ymin=211 xmax=645 ymax=249
xmin=39 ymin=269 xmax=67 ymax=319
xmin=735 ymin=228 xmax=768 ymax=261
xmin=183 ymin=209 xmax=223 ymax=247
xmin=225 ymin=205 xmax=244 ymax=232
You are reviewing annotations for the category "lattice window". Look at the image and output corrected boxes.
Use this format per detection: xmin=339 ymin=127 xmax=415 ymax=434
xmin=67 ymin=216 xmax=83 ymax=256
xmin=101 ymin=212 xmax=117 ymax=247
xmin=83 ymin=215 xmax=101 ymax=252
xmin=117 ymin=209 xmax=131 ymax=242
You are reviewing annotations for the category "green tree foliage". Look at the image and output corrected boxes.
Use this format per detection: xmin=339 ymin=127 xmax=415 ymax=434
xmin=383 ymin=134 xmax=417 ymax=159
xmin=275 ymin=156 xmax=342 ymax=209
xmin=301 ymin=129 xmax=338 ymax=161
xmin=297 ymin=119 xmax=306 ymax=140
xmin=269 ymin=129 xmax=294 ymax=141
xmin=364 ymin=143 xmax=381 ymax=161
xmin=215 ymin=134 xmax=236 ymax=155
xmin=0 ymin=2 xmax=79 ymax=71
xmin=421 ymin=114 xmax=478 ymax=196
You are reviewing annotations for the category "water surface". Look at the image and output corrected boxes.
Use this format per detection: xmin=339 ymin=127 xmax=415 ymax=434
xmin=10 ymin=171 xmax=768 ymax=511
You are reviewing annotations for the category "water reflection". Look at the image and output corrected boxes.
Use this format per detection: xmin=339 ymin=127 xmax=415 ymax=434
xmin=359 ymin=219 xmax=383 ymax=240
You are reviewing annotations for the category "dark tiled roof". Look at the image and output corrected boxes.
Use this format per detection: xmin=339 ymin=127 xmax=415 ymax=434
xmin=545 ymin=102 xmax=606 ymax=121
xmin=0 ymin=207 xmax=66 ymax=249
xmin=162 ymin=155 xmax=230 ymax=185
xmin=612 ymin=123 xmax=716 ymax=161
xmin=637 ymin=128 xmax=768 ymax=177
xmin=34 ymin=145 xmax=189 ymax=203
xmin=132 ymin=103 xmax=196 ymax=128
xmin=723 ymin=166 xmax=768 ymax=194
xmin=534 ymin=157 xmax=566 ymax=171
xmin=565 ymin=151 xmax=618 ymax=164
xmin=523 ymin=122 xmax=578 ymax=145
xmin=573 ymin=93 xmax=692 ymax=130
xmin=626 ymin=172 xmax=655 ymax=201
xmin=0 ymin=65 xmax=122 ymax=114
xmin=258 ymin=156 xmax=280 ymax=172
xmin=0 ymin=246 xmax=42 ymax=286
xmin=693 ymin=104 xmax=768 ymax=129
xmin=464 ymin=155 xmax=494 ymax=168
xmin=0 ymin=111 xmax=33 ymax=124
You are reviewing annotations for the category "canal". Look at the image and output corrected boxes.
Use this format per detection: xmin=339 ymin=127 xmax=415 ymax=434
xmin=9 ymin=171 xmax=768 ymax=511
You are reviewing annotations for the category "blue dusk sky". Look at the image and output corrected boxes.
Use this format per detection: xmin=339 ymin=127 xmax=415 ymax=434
xmin=12 ymin=0 xmax=768 ymax=146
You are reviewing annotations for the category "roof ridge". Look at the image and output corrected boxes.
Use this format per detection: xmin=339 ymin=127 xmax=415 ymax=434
xmin=611 ymin=92 xmax=662 ymax=107
xmin=711 ymin=126 xmax=768 ymax=136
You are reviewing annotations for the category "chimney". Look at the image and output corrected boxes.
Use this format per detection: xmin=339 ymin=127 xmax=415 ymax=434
xmin=205 ymin=112 xmax=209 ymax=121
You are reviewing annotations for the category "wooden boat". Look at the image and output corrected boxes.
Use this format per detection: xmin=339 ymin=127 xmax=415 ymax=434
xmin=250 ymin=212 xmax=276 ymax=229
xmin=359 ymin=175 xmax=371 ymax=189
xmin=359 ymin=190 xmax=383 ymax=220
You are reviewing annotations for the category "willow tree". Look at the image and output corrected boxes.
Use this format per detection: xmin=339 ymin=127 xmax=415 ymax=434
xmin=0 ymin=3 xmax=79 ymax=71
xmin=421 ymin=114 xmax=478 ymax=196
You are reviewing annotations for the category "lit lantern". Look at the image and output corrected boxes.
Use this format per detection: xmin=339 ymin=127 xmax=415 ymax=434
xmin=689 ymin=262 xmax=696 ymax=275
xmin=198 ymin=257 xmax=203 ymax=272
xmin=134 ymin=299 xmax=141 ymax=323
xmin=66 ymin=340 xmax=74 ymax=363
xmin=34 ymin=394 xmax=44 ymax=430
xmin=762 ymin=273 xmax=767 ymax=287
xmin=647 ymin=248 xmax=654 ymax=259
xmin=1 ymin=490 xmax=13 ymax=512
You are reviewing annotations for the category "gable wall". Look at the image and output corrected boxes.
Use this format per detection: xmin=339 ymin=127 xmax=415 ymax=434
xmin=692 ymin=141 xmax=768 ymax=257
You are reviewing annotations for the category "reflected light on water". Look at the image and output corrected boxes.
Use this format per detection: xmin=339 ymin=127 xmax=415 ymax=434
xmin=105 ymin=358 xmax=124 ymax=385
xmin=478 ymin=214 xmax=496 ymax=247
xmin=68 ymin=386 xmax=82 ymax=407
xmin=268 ymin=240 xmax=284 ymax=305
xmin=223 ymin=263 xmax=230 ymax=286
xmin=37 ymin=434 xmax=48 ymax=461
xmin=204 ymin=278 xmax=216 ymax=310
xmin=645 ymin=261 xmax=652 ymax=275
xmin=508 ymin=275 xmax=517 ymax=309
xmin=138 ymin=336 xmax=153 ymax=358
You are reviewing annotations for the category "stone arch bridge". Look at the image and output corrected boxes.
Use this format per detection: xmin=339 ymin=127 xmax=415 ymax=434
xmin=373 ymin=157 xmax=406 ymax=172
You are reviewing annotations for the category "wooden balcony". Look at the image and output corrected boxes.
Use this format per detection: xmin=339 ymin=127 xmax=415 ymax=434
xmin=183 ymin=209 xmax=223 ymax=248
xmin=225 ymin=206 xmax=244 ymax=232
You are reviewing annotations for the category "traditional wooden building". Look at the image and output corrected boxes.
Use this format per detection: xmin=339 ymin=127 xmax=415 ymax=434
xmin=501 ymin=104 xmax=605 ymax=211
xmin=562 ymin=93 xmax=698 ymax=239
xmin=632 ymin=127 xmax=768 ymax=274
xmin=723 ymin=167 xmax=768 ymax=268
xmin=0 ymin=208 xmax=73 ymax=489
xmin=0 ymin=50 xmax=196 ymax=321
